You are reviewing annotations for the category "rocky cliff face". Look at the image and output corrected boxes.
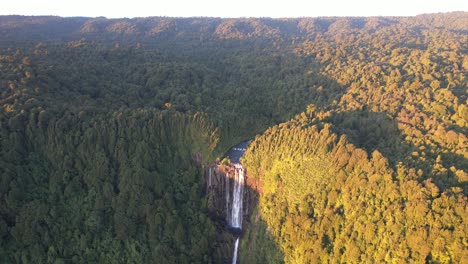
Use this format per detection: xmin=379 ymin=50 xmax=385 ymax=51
xmin=204 ymin=163 xmax=260 ymax=262
xmin=205 ymin=164 xmax=259 ymax=228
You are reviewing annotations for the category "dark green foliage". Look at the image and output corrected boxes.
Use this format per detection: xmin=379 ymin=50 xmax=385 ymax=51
xmin=0 ymin=109 xmax=219 ymax=263
xmin=240 ymin=208 xmax=284 ymax=264
xmin=0 ymin=12 xmax=467 ymax=263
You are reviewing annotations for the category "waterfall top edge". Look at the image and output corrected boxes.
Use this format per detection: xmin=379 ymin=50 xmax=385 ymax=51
xmin=224 ymin=140 xmax=251 ymax=164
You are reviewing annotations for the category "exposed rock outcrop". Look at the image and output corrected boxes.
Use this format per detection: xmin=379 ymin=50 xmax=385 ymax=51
xmin=204 ymin=162 xmax=260 ymax=263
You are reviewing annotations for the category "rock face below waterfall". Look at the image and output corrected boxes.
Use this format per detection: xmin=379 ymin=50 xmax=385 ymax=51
xmin=205 ymin=164 xmax=257 ymax=232
xmin=204 ymin=141 xmax=262 ymax=263
xmin=205 ymin=161 xmax=264 ymax=263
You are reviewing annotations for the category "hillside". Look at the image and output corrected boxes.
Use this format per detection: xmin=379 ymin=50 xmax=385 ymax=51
xmin=0 ymin=13 xmax=467 ymax=263
xmin=242 ymin=110 xmax=466 ymax=263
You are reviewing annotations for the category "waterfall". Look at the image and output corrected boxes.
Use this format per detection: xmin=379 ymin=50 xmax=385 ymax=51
xmin=227 ymin=164 xmax=244 ymax=263
xmin=230 ymin=164 xmax=244 ymax=229
xmin=232 ymin=237 xmax=239 ymax=264
xmin=221 ymin=140 xmax=250 ymax=264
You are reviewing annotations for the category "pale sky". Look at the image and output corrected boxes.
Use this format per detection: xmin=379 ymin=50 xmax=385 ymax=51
xmin=1 ymin=0 xmax=467 ymax=18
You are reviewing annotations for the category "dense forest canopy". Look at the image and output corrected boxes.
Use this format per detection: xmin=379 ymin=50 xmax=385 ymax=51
xmin=0 ymin=13 xmax=467 ymax=263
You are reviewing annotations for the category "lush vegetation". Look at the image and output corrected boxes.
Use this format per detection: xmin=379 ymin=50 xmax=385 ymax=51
xmin=241 ymin=12 xmax=468 ymax=264
xmin=0 ymin=13 xmax=467 ymax=263
xmin=243 ymin=111 xmax=466 ymax=263
xmin=0 ymin=109 xmax=221 ymax=263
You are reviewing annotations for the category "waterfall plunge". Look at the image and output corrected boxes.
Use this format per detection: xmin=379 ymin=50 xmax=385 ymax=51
xmin=227 ymin=164 xmax=244 ymax=263
xmin=230 ymin=164 xmax=244 ymax=229
xmin=220 ymin=140 xmax=250 ymax=264
xmin=232 ymin=237 xmax=240 ymax=264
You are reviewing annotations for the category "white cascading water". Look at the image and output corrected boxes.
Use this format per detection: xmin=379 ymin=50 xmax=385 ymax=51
xmin=221 ymin=141 xmax=249 ymax=264
xmin=232 ymin=237 xmax=240 ymax=264
xmin=230 ymin=164 xmax=244 ymax=228
xmin=227 ymin=164 xmax=244 ymax=263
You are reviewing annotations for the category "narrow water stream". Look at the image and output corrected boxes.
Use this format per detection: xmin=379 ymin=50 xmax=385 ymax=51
xmin=232 ymin=237 xmax=240 ymax=264
xmin=226 ymin=164 xmax=244 ymax=264
xmin=224 ymin=141 xmax=249 ymax=264
xmin=230 ymin=164 xmax=244 ymax=229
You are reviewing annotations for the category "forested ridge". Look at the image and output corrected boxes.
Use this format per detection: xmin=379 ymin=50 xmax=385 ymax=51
xmin=0 ymin=13 xmax=467 ymax=263
xmin=242 ymin=111 xmax=466 ymax=263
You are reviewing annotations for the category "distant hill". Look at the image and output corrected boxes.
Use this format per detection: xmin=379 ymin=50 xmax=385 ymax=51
xmin=0 ymin=12 xmax=467 ymax=264
xmin=0 ymin=12 xmax=467 ymax=44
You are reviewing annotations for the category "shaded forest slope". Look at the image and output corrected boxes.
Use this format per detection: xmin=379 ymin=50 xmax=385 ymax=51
xmin=0 ymin=12 xmax=467 ymax=263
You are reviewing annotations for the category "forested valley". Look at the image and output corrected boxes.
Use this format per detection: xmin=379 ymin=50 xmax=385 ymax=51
xmin=0 ymin=13 xmax=467 ymax=263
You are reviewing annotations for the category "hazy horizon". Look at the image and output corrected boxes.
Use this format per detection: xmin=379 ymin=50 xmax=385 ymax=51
xmin=2 ymin=0 xmax=467 ymax=19
xmin=1 ymin=11 xmax=467 ymax=20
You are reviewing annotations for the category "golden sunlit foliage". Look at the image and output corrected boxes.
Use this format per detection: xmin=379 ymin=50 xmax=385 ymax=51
xmin=0 ymin=12 xmax=467 ymax=263
xmin=243 ymin=112 xmax=467 ymax=263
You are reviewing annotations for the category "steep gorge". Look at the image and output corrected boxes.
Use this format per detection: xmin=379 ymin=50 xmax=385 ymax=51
xmin=0 ymin=13 xmax=467 ymax=263
xmin=204 ymin=141 xmax=262 ymax=263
